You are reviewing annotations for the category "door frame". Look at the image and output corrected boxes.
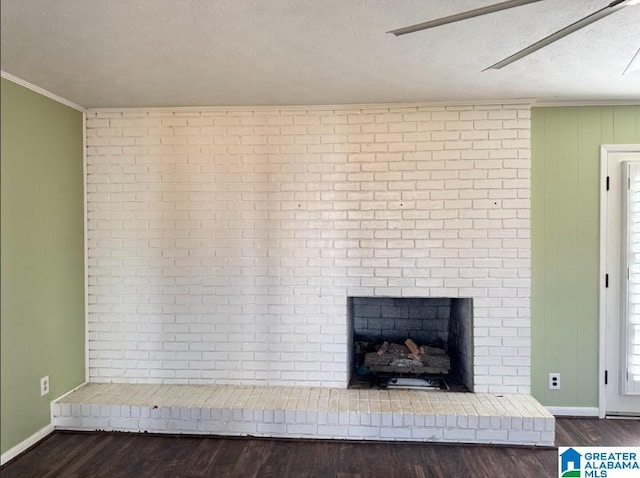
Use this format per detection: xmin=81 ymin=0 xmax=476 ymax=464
xmin=599 ymin=144 xmax=640 ymax=418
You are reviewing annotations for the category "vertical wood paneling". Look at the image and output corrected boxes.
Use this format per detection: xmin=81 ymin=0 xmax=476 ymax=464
xmin=601 ymin=107 xmax=614 ymax=142
xmin=531 ymin=105 xmax=640 ymax=407
xmin=530 ymin=110 xmax=546 ymax=398
xmin=575 ymin=107 xmax=602 ymax=407
xmin=543 ymin=109 xmax=560 ymax=402
xmin=613 ymin=106 xmax=638 ymax=143
xmin=556 ymin=108 xmax=579 ymax=405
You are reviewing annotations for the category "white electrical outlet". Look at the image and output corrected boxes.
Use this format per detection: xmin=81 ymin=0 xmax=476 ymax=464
xmin=548 ymin=373 xmax=560 ymax=390
xmin=40 ymin=376 xmax=50 ymax=396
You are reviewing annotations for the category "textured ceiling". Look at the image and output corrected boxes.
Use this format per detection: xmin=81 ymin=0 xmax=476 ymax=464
xmin=1 ymin=0 xmax=639 ymax=108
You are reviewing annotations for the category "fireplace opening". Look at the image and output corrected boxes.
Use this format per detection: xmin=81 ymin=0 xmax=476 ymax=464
xmin=347 ymin=297 xmax=474 ymax=391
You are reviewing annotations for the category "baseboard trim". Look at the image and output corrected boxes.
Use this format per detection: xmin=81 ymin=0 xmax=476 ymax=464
xmin=0 ymin=382 xmax=89 ymax=466
xmin=0 ymin=423 xmax=54 ymax=466
xmin=546 ymin=406 xmax=600 ymax=417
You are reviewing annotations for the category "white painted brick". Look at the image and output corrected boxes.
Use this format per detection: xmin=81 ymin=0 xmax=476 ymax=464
xmin=476 ymin=429 xmax=509 ymax=442
xmin=87 ymin=103 xmax=531 ymax=391
xmin=318 ymin=424 xmax=349 ymax=437
xmin=80 ymin=417 xmax=111 ymax=429
xmin=380 ymin=427 xmax=412 ymax=439
xmin=444 ymin=429 xmax=477 ymax=441
xmin=508 ymin=430 xmax=541 ymax=444
xmin=54 ymin=417 xmax=83 ymax=428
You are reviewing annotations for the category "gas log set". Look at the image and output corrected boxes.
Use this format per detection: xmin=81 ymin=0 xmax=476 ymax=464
xmin=353 ymin=338 xmax=453 ymax=389
xmin=362 ymin=338 xmax=450 ymax=374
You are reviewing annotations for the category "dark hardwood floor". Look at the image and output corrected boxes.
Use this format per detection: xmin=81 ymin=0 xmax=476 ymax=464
xmin=2 ymin=418 xmax=639 ymax=478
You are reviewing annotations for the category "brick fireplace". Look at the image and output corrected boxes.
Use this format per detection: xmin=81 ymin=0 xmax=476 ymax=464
xmin=86 ymin=102 xmax=531 ymax=395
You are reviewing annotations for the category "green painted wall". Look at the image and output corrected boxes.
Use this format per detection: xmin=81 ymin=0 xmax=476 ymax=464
xmin=1 ymin=78 xmax=85 ymax=454
xmin=531 ymin=105 xmax=640 ymax=407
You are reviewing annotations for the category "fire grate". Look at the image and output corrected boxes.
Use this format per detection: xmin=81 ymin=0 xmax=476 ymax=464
xmin=381 ymin=377 xmax=449 ymax=390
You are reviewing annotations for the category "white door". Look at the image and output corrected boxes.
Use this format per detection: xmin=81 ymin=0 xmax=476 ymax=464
xmin=602 ymin=145 xmax=640 ymax=416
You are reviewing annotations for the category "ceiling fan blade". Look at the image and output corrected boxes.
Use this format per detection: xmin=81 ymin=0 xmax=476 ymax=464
xmin=623 ymin=46 xmax=640 ymax=75
xmin=388 ymin=0 xmax=543 ymax=36
xmin=484 ymin=0 xmax=638 ymax=70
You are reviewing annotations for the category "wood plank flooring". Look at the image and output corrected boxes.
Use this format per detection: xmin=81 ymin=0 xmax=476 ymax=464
xmin=2 ymin=418 xmax=639 ymax=478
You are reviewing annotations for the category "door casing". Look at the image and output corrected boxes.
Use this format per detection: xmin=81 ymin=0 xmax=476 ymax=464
xmin=599 ymin=144 xmax=640 ymax=418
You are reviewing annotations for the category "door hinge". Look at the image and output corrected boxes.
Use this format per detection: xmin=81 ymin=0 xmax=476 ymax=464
xmin=605 ymin=370 xmax=608 ymax=385
xmin=605 ymin=273 xmax=609 ymax=288
xmin=606 ymin=176 xmax=610 ymax=191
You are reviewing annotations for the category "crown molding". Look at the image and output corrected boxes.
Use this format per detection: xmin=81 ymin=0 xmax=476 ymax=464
xmin=1 ymin=71 xmax=85 ymax=112
xmin=86 ymin=99 xmax=535 ymax=114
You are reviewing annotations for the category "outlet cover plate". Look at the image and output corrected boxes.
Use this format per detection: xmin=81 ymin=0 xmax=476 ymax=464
xmin=40 ymin=376 xmax=49 ymax=396
xmin=548 ymin=373 xmax=560 ymax=390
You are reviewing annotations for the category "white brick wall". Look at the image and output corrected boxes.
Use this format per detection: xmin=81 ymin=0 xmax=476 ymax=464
xmin=86 ymin=103 xmax=531 ymax=393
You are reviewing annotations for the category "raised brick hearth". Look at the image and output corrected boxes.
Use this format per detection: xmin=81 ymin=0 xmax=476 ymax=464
xmin=53 ymin=383 xmax=554 ymax=446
